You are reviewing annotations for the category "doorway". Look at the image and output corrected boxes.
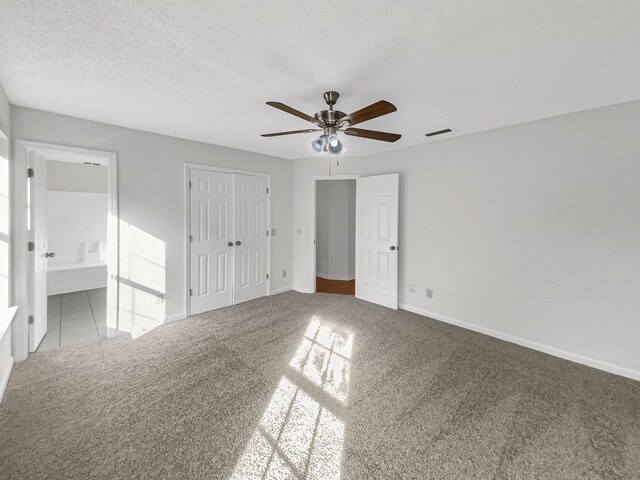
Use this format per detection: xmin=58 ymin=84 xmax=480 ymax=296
xmin=314 ymin=178 xmax=357 ymax=295
xmin=38 ymin=159 xmax=109 ymax=351
xmin=14 ymin=141 xmax=118 ymax=356
xmin=312 ymin=173 xmax=400 ymax=309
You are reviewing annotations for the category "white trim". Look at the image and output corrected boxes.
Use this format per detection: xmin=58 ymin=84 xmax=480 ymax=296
xmin=315 ymin=272 xmax=355 ymax=281
xmin=184 ymin=163 xmax=271 ymax=317
xmin=399 ymin=303 xmax=640 ymax=382
xmin=165 ymin=313 xmax=186 ymax=323
xmin=293 ymin=286 xmax=314 ymax=294
xmin=311 ymin=174 xmax=360 ymax=293
xmin=0 ymin=353 xmax=13 ymax=403
xmin=0 ymin=306 xmax=16 ymax=402
xmin=0 ymin=306 xmax=17 ymax=342
xmin=270 ymin=286 xmax=293 ymax=295
xmin=12 ymin=141 xmax=118 ymax=360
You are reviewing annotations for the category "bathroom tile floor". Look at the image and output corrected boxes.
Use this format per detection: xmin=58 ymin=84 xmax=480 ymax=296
xmin=36 ymin=288 xmax=107 ymax=352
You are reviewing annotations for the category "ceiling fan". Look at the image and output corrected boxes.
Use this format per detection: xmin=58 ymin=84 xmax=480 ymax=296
xmin=261 ymin=91 xmax=401 ymax=154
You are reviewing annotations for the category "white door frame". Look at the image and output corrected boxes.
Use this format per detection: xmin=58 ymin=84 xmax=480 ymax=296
xmin=311 ymin=175 xmax=360 ymax=293
xmin=12 ymin=141 xmax=118 ymax=360
xmin=184 ymin=163 xmax=271 ymax=317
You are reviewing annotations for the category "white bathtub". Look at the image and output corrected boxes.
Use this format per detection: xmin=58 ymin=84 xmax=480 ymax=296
xmin=48 ymin=262 xmax=108 ymax=295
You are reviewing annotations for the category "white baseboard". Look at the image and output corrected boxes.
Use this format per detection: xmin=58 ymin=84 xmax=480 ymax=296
xmin=315 ymin=273 xmax=355 ymax=281
xmin=399 ymin=303 xmax=640 ymax=382
xmin=293 ymin=286 xmax=314 ymax=294
xmin=165 ymin=313 xmax=186 ymax=323
xmin=271 ymin=286 xmax=293 ymax=295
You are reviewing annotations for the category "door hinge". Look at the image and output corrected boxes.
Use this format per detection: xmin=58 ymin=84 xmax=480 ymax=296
xmin=189 ymin=180 xmax=192 ymax=188
xmin=266 ymin=273 xmax=269 ymax=280
xmin=28 ymin=315 xmax=34 ymax=325
xmin=266 ymin=187 xmax=269 ymax=194
xmin=189 ymin=289 xmax=193 ymax=296
xmin=28 ymin=241 xmax=35 ymax=251
xmin=27 ymin=168 xmax=34 ymax=178
xmin=189 ymin=235 xmax=193 ymax=242
xmin=266 ymin=230 xmax=269 ymax=236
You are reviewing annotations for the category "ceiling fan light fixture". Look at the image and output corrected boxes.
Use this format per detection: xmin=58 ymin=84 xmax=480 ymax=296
xmin=326 ymin=134 xmax=345 ymax=155
xmin=311 ymin=136 xmax=325 ymax=153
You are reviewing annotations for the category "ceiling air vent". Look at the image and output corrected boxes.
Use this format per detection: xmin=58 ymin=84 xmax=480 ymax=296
xmin=425 ymin=128 xmax=452 ymax=137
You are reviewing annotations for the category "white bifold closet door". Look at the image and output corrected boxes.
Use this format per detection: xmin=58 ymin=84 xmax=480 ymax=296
xmin=189 ymin=169 xmax=268 ymax=315
xmin=355 ymin=173 xmax=399 ymax=309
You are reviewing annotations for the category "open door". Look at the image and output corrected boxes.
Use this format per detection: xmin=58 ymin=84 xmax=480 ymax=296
xmin=355 ymin=173 xmax=399 ymax=309
xmin=28 ymin=152 xmax=49 ymax=351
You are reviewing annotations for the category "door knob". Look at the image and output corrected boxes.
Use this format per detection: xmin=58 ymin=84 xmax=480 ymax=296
xmin=389 ymin=246 xmax=396 ymax=251
xmin=46 ymin=252 xmax=56 ymax=258
xmin=227 ymin=242 xmax=233 ymax=247
xmin=236 ymin=241 xmax=241 ymax=246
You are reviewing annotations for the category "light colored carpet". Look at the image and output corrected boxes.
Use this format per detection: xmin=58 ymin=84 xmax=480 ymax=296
xmin=1 ymin=292 xmax=639 ymax=479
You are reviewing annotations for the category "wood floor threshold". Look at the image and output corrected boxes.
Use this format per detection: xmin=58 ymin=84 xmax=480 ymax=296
xmin=315 ymin=276 xmax=355 ymax=295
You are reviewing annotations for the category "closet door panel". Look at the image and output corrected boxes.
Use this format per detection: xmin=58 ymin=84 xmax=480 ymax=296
xmin=189 ymin=170 xmax=234 ymax=314
xmin=233 ymin=174 xmax=268 ymax=304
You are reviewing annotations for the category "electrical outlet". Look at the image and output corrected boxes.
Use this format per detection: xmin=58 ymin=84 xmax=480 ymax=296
xmin=426 ymin=288 xmax=433 ymax=299
xmin=283 ymin=270 xmax=287 ymax=277
xmin=409 ymin=283 xmax=415 ymax=293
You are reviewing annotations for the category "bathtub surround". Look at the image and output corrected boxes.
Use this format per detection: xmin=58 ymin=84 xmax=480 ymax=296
xmin=47 ymin=191 xmax=107 ymax=266
xmin=47 ymin=191 xmax=108 ymax=295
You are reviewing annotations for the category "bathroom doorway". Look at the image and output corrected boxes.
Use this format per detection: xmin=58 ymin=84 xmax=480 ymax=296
xmin=15 ymin=141 xmax=118 ymax=356
xmin=314 ymin=178 xmax=357 ymax=295
xmin=39 ymin=159 xmax=109 ymax=351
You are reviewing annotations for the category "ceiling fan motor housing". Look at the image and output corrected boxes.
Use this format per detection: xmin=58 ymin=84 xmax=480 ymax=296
xmin=314 ymin=109 xmax=347 ymax=127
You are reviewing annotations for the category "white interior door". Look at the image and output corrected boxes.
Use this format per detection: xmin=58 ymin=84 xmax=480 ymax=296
xmin=29 ymin=152 xmax=48 ymax=351
xmin=233 ymin=174 xmax=268 ymax=304
xmin=355 ymin=173 xmax=399 ymax=309
xmin=189 ymin=169 xmax=234 ymax=314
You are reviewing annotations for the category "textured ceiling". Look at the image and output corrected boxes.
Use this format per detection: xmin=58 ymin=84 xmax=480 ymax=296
xmin=1 ymin=1 xmax=640 ymax=159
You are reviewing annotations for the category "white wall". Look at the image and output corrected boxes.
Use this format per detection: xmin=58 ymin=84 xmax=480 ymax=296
xmin=294 ymin=100 xmax=640 ymax=379
xmin=48 ymin=191 xmax=108 ymax=266
xmin=315 ymin=180 xmax=355 ymax=280
xmin=48 ymin=160 xmax=107 ymax=193
xmin=11 ymin=106 xmax=294 ymax=324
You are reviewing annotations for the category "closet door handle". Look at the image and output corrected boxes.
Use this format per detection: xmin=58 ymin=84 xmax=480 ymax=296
xmin=389 ymin=246 xmax=396 ymax=251
xmin=227 ymin=242 xmax=233 ymax=247
xmin=46 ymin=252 xmax=56 ymax=258
xmin=236 ymin=241 xmax=242 ymax=246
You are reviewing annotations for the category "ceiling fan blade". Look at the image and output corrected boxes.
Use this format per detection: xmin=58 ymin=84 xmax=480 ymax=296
xmin=340 ymin=100 xmax=397 ymax=127
xmin=266 ymin=101 xmax=317 ymax=124
xmin=261 ymin=129 xmax=321 ymax=137
xmin=343 ymin=128 xmax=401 ymax=142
